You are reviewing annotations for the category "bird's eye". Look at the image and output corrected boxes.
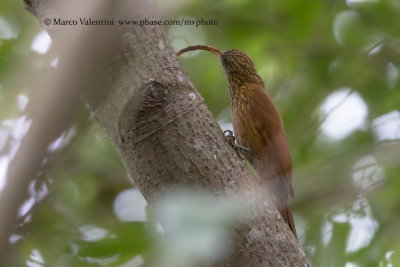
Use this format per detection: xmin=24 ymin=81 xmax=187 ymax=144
xmin=223 ymin=58 xmax=233 ymax=69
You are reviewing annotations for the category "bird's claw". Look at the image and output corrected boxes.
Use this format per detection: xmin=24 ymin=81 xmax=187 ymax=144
xmin=223 ymin=130 xmax=253 ymax=161
xmin=223 ymin=130 xmax=236 ymax=147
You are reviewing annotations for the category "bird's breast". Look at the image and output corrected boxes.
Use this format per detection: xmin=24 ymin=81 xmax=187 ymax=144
xmin=231 ymin=97 xmax=264 ymax=156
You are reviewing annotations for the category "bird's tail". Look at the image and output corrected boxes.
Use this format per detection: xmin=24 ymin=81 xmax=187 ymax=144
xmin=281 ymin=205 xmax=297 ymax=238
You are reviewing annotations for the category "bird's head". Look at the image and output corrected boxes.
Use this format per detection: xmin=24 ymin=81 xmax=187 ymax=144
xmin=220 ymin=50 xmax=264 ymax=87
xmin=176 ymin=46 xmax=264 ymax=94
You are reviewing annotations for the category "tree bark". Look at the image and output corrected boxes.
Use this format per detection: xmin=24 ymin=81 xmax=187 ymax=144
xmin=19 ymin=0 xmax=312 ymax=266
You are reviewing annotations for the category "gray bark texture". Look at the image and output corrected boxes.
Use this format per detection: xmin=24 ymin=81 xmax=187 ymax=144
xmin=20 ymin=0 xmax=312 ymax=266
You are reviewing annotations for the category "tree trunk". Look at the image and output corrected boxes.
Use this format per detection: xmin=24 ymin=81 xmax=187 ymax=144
xmin=19 ymin=0 xmax=312 ymax=266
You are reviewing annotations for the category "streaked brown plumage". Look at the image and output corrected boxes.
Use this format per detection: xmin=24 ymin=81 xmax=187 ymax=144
xmin=177 ymin=45 xmax=296 ymax=237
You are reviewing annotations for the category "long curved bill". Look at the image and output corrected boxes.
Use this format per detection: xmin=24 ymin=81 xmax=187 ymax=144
xmin=176 ymin=45 xmax=222 ymax=57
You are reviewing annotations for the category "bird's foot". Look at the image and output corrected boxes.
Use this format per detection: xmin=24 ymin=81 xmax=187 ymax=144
xmin=223 ymin=130 xmax=253 ymax=161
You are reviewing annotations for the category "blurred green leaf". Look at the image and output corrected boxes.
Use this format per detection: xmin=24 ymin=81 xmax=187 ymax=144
xmin=78 ymin=222 xmax=150 ymax=265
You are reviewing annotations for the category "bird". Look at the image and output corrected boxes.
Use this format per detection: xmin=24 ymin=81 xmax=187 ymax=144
xmin=177 ymin=45 xmax=296 ymax=237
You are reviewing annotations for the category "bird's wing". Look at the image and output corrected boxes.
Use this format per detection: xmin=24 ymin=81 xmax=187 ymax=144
xmin=246 ymin=86 xmax=293 ymax=196
xmin=246 ymin=85 xmax=296 ymax=236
